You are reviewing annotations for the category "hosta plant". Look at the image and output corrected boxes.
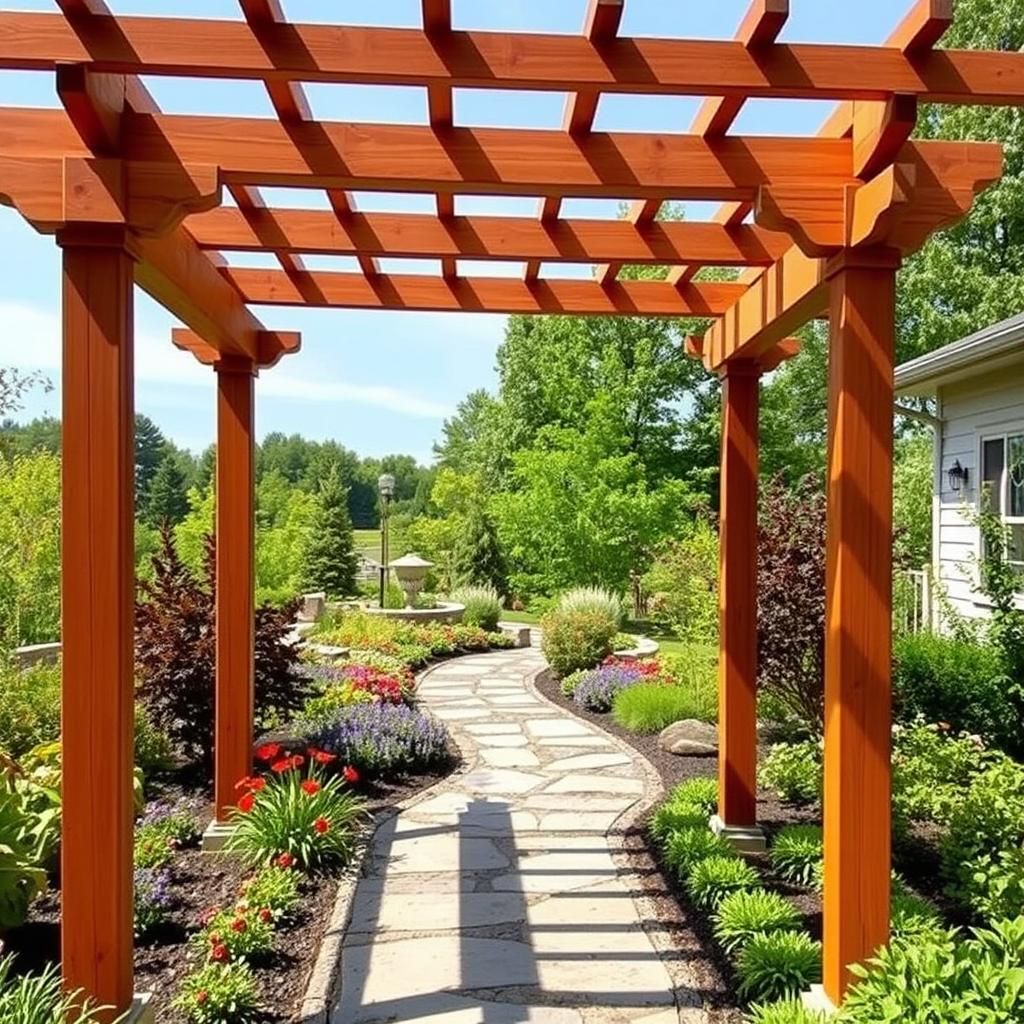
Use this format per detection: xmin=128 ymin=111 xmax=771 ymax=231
xmin=0 ymin=955 xmax=122 ymax=1024
xmin=735 ymin=930 xmax=822 ymax=1004
xmin=226 ymin=746 xmax=366 ymax=870
xmin=663 ymin=827 xmax=734 ymax=879
xmin=173 ymin=962 xmax=260 ymax=1024
xmin=685 ymin=855 xmax=760 ymax=910
xmin=237 ymin=864 xmax=302 ymax=923
xmin=769 ymin=825 xmax=824 ymax=889
xmin=196 ymin=906 xmax=274 ymax=965
xmin=712 ymin=889 xmax=802 ymax=956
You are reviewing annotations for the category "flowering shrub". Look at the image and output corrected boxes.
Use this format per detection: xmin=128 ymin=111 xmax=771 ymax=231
xmin=196 ymin=905 xmax=274 ymax=965
xmin=173 ymin=962 xmax=259 ymax=1024
xmin=134 ymin=866 xmax=173 ymax=940
xmin=541 ymin=608 xmax=619 ymax=677
xmin=573 ymin=663 xmax=647 ymax=712
xmin=226 ymin=745 xmax=366 ymax=870
xmin=309 ymin=702 xmax=451 ymax=779
xmin=237 ymin=864 xmax=301 ymax=924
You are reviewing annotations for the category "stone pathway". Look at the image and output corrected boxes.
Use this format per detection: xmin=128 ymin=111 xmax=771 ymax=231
xmin=333 ymin=646 xmax=684 ymax=1024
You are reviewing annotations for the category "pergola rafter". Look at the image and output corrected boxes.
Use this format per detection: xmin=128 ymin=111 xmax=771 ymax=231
xmin=0 ymin=2 xmax=1017 ymax=1021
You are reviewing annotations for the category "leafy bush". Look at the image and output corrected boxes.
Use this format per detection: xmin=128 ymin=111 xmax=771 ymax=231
xmin=238 ymin=865 xmax=301 ymax=924
xmin=892 ymin=631 xmax=1012 ymax=749
xmin=643 ymin=517 xmax=718 ymax=643
xmin=650 ymin=803 xmax=708 ymax=844
xmin=842 ymin=917 xmax=1024 ymax=1023
xmin=612 ymin=681 xmax=716 ymax=733
xmin=769 ymin=825 xmax=823 ymax=889
xmin=664 ymin=827 xmax=735 ymax=878
xmin=135 ymin=527 xmax=310 ymax=767
xmin=573 ymin=664 xmax=647 ymax=712
xmin=0 ymin=661 xmax=60 ymax=759
xmin=890 ymin=887 xmax=945 ymax=943
xmin=0 ymin=954 xmax=114 ymax=1024
xmin=686 ymin=854 xmax=760 ymax=910
xmin=173 ymin=962 xmax=260 ymax=1024
xmin=735 ymin=930 xmax=822 ymax=1004
xmin=940 ymin=758 xmax=1024 ymax=919
xmin=540 ymin=609 xmax=619 ymax=677
xmin=451 ymin=584 xmax=501 ymax=631
xmin=712 ymin=888 xmax=802 ymax=955
xmin=759 ymin=741 xmax=822 ymax=804
xmin=746 ymin=999 xmax=825 ymax=1024
xmin=227 ymin=750 xmax=366 ymax=870
xmin=308 ymin=702 xmax=451 ymax=779
xmin=668 ymin=777 xmax=719 ymax=816
xmin=196 ymin=906 xmax=274 ymax=965
xmin=134 ymin=826 xmax=174 ymax=870
xmin=556 ymin=586 xmax=624 ymax=625
xmin=134 ymin=866 xmax=173 ymax=940
xmin=0 ymin=778 xmax=50 ymax=930
xmin=133 ymin=706 xmax=175 ymax=779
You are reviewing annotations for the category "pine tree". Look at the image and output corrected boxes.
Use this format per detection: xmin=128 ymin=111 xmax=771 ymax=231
xmin=302 ymin=466 xmax=359 ymax=598
xmin=145 ymin=454 xmax=190 ymax=526
xmin=135 ymin=414 xmax=168 ymax=512
xmin=452 ymin=508 xmax=508 ymax=597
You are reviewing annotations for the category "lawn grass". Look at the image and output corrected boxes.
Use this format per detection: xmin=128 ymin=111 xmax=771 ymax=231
xmin=612 ymin=682 xmax=717 ymax=733
xmin=353 ymin=527 xmax=408 ymax=563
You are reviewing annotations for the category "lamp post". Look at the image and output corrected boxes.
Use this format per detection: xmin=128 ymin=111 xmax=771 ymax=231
xmin=378 ymin=473 xmax=396 ymax=607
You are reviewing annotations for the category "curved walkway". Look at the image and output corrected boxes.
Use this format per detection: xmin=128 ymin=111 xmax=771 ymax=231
xmin=333 ymin=646 xmax=684 ymax=1024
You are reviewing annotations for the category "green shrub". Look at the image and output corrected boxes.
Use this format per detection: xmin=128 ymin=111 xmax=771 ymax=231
xmin=559 ymin=668 xmax=587 ymax=697
xmin=134 ymin=826 xmax=174 ymax=870
xmin=746 ymin=998 xmax=825 ymax=1023
xmin=713 ymin=888 xmax=802 ymax=955
xmin=686 ymin=855 xmax=760 ymax=910
xmin=556 ymin=586 xmax=624 ymax=624
xmin=0 ymin=779 xmax=51 ymax=930
xmin=173 ymin=962 xmax=260 ymax=1024
xmin=659 ymin=646 xmax=718 ymax=707
xmin=0 ymin=954 xmax=114 ymax=1024
xmin=769 ymin=825 xmax=823 ymax=889
xmin=940 ymin=758 xmax=1024 ymax=919
xmin=540 ymin=609 xmax=618 ymax=677
xmin=133 ymin=706 xmax=175 ymax=778
xmin=759 ymin=741 xmax=822 ymax=804
xmin=238 ymin=864 xmax=301 ymax=924
xmin=452 ymin=585 xmax=501 ymax=631
xmin=736 ymin=930 xmax=822 ymax=1004
xmin=650 ymin=803 xmax=708 ymax=844
xmin=0 ymin=661 xmax=60 ymax=760
xmin=226 ymin=754 xmax=366 ymax=870
xmin=890 ymin=888 xmax=945 ymax=943
xmin=664 ymin=827 xmax=734 ymax=877
xmin=668 ymin=777 xmax=719 ymax=816
xmin=612 ymin=681 xmax=716 ymax=733
xmin=842 ymin=917 xmax=1024 ymax=1023
xmin=892 ymin=631 xmax=1012 ymax=749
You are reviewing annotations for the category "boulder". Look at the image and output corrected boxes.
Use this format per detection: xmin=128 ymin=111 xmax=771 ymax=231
xmin=658 ymin=719 xmax=718 ymax=757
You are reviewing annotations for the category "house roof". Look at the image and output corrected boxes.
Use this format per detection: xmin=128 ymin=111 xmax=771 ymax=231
xmin=895 ymin=311 xmax=1024 ymax=396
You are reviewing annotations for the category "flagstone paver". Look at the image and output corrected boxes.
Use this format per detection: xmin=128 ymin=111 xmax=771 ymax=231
xmin=332 ymin=646 xmax=686 ymax=1024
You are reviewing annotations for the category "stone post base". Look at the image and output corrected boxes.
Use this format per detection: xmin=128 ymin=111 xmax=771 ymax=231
xmin=201 ymin=819 xmax=236 ymax=853
xmin=802 ymin=985 xmax=838 ymax=1016
xmin=710 ymin=814 xmax=767 ymax=853
xmin=127 ymin=993 xmax=155 ymax=1024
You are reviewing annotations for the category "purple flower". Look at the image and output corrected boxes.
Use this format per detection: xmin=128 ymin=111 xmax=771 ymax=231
xmin=573 ymin=665 xmax=646 ymax=712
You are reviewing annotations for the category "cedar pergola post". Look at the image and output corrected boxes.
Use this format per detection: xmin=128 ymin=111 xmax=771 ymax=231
xmin=58 ymin=227 xmax=138 ymax=1021
xmin=816 ymin=247 xmax=899 ymax=1007
xmin=212 ymin=357 xmax=257 ymax=827
xmin=712 ymin=360 xmax=765 ymax=851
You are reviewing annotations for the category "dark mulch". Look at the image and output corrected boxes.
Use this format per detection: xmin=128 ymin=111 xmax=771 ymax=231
xmin=5 ymin=755 xmax=459 ymax=1024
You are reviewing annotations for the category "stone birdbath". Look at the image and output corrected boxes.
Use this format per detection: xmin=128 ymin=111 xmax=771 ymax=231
xmin=389 ymin=553 xmax=433 ymax=609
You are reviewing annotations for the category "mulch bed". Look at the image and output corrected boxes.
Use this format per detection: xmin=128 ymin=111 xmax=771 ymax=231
xmin=6 ymin=756 xmax=459 ymax=1023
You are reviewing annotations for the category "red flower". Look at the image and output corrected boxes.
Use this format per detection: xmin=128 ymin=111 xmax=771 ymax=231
xmin=301 ymin=780 xmax=321 ymax=796
xmin=195 ymin=991 xmax=209 ymax=1005
xmin=249 ymin=777 xmax=266 ymax=792
xmin=309 ymin=749 xmax=336 ymax=765
xmin=342 ymin=765 xmax=360 ymax=785
xmin=314 ymin=817 xmax=330 ymax=835
xmin=230 ymin=917 xmax=247 ymax=933
xmin=271 ymin=758 xmax=292 ymax=773
xmin=256 ymin=742 xmax=282 ymax=762
xmin=258 ymin=908 xmax=273 ymax=924
xmin=237 ymin=792 xmax=255 ymax=814
xmin=277 ymin=852 xmax=295 ymax=869
xmin=210 ymin=943 xmax=229 ymax=963
xmin=289 ymin=754 xmax=305 ymax=769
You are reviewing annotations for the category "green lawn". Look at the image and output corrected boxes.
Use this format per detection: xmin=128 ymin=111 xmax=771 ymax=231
xmin=353 ymin=527 xmax=408 ymax=563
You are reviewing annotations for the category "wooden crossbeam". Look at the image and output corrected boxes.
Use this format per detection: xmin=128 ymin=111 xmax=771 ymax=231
xmin=186 ymin=206 xmax=791 ymax=265
xmin=10 ymin=13 xmax=1024 ymax=106
xmin=222 ymin=267 xmax=746 ymax=315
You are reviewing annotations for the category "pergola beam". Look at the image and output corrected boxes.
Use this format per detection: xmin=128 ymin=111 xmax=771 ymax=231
xmin=223 ymin=267 xmax=747 ymax=315
xmin=187 ymin=206 xmax=790 ymax=266
xmin=8 ymin=14 xmax=1024 ymax=106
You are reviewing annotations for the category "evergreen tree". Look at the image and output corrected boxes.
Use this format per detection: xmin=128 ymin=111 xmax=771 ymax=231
xmin=146 ymin=454 xmax=190 ymax=526
xmin=135 ymin=414 xmax=168 ymax=513
xmin=301 ymin=466 xmax=359 ymax=598
xmin=451 ymin=508 xmax=508 ymax=597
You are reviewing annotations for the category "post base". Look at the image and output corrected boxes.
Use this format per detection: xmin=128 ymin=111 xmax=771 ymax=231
xmin=128 ymin=993 xmax=155 ymax=1024
xmin=802 ymin=985 xmax=838 ymax=1017
xmin=201 ymin=819 xmax=236 ymax=853
xmin=710 ymin=814 xmax=767 ymax=853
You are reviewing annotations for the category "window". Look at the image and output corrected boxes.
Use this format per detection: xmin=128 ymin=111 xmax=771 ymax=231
xmin=980 ymin=432 xmax=1024 ymax=579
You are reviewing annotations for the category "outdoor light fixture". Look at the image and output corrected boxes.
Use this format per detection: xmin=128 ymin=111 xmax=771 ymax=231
xmin=948 ymin=459 xmax=968 ymax=493
xmin=378 ymin=473 xmax=396 ymax=499
xmin=377 ymin=474 xmax=397 ymax=607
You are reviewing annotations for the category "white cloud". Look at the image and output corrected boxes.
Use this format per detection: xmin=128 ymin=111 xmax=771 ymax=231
xmin=0 ymin=300 xmax=451 ymax=419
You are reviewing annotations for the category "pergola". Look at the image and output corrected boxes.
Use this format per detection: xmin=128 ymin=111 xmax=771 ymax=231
xmin=0 ymin=0 xmax=1016 ymax=1017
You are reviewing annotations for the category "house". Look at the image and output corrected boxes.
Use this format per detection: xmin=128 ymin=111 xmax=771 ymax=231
xmin=895 ymin=312 xmax=1024 ymax=623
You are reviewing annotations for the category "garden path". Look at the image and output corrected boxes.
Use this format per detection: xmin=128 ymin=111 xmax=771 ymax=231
xmin=331 ymin=644 xmax=696 ymax=1024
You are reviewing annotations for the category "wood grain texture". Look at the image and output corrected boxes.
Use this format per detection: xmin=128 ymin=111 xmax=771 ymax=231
xmin=718 ymin=361 xmax=761 ymax=828
xmin=59 ymin=236 xmax=136 ymax=1021
xmin=222 ymin=267 xmax=746 ymax=315
xmin=822 ymin=253 xmax=898 ymax=1001
xmin=214 ymin=361 xmax=256 ymax=820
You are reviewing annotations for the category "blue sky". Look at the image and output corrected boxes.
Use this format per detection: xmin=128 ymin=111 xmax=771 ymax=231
xmin=0 ymin=0 xmax=910 ymax=463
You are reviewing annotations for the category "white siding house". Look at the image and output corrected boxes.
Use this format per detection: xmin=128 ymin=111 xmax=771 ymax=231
xmin=895 ymin=313 xmax=1024 ymax=624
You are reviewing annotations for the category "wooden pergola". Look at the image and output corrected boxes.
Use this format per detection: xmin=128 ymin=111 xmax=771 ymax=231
xmin=0 ymin=0 xmax=1016 ymax=1017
